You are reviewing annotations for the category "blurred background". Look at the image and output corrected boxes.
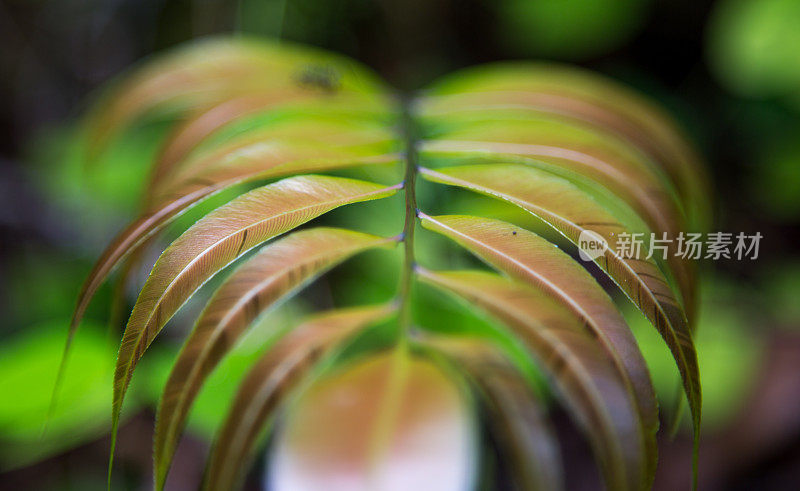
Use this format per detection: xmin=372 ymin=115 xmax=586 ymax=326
xmin=1 ymin=0 xmax=799 ymax=489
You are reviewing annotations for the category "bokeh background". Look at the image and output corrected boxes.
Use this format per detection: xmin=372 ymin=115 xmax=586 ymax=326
xmin=1 ymin=0 xmax=799 ymax=489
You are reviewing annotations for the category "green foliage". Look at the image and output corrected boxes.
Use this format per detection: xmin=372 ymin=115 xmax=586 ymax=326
xmin=760 ymin=262 xmax=800 ymax=329
xmin=708 ymin=0 xmax=800 ymax=101
xmin=497 ymin=0 xmax=650 ymax=59
xmin=0 ymin=321 xmax=118 ymax=469
xmin=751 ymin=131 xmax=800 ymax=220
xmin=53 ymin=37 xmax=708 ymax=490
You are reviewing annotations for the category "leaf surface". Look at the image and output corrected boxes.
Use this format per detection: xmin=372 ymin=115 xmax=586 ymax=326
xmin=419 ymin=137 xmax=696 ymax=318
xmin=107 ymin=175 xmax=398 ymax=473
xmin=420 ymin=164 xmax=701 ymax=443
xmin=149 ymin=98 xmax=393 ymax=193
xmin=85 ymin=37 xmax=388 ymax=159
xmin=418 ymin=63 xmax=711 ymax=228
xmin=420 ymin=213 xmax=659 ymax=479
xmin=154 ymin=228 xmax=396 ymax=488
xmin=60 ymin=155 xmax=396 ymax=410
xmin=418 ymin=268 xmax=647 ymax=490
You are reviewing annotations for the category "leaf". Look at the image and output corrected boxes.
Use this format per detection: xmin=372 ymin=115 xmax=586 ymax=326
xmin=68 ymin=146 xmax=396 ymax=351
xmin=419 ymin=89 xmax=705 ymax=323
xmin=154 ymin=228 xmax=397 ymax=488
xmin=420 ymin=164 xmax=701 ymax=444
xmin=419 ymin=135 xmax=697 ymax=319
xmin=148 ymin=97 xmax=394 ymax=195
xmin=417 ymin=63 xmax=711 ymax=229
xmin=60 ymin=37 xmax=713 ymax=490
xmin=204 ymin=304 xmax=398 ymax=490
xmin=107 ymin=174 xmax=399 ymax=477
xmin=140 ymin=303 xmax=309 ymax=440
xmin=85 ymin=37 xmax=389 ymax=160
xmin=418 ymin=335 xmax=563 ymax=491
xmin=417 ymin=268 xmax=647 ymax=490
xmin=264 ymin=350 xmax=476 ymax=491
xmin=154 ymin=117 xmax=395 ymax=208
xmin=58 ymin=155 xmax=396 ymax=420
xmin=420 ymin=117 xmax=686 ymax=237
xmin=419 ymin=213 xmax=658 ymax=480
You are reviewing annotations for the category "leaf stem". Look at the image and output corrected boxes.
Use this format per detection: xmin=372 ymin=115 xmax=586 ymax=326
xmin=397 ymin=97 xmax=419 ymax=341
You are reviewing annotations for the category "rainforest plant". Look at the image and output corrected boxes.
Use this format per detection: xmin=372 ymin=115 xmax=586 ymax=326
xmin=58 ymin=37 xmax=709 ymax=490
